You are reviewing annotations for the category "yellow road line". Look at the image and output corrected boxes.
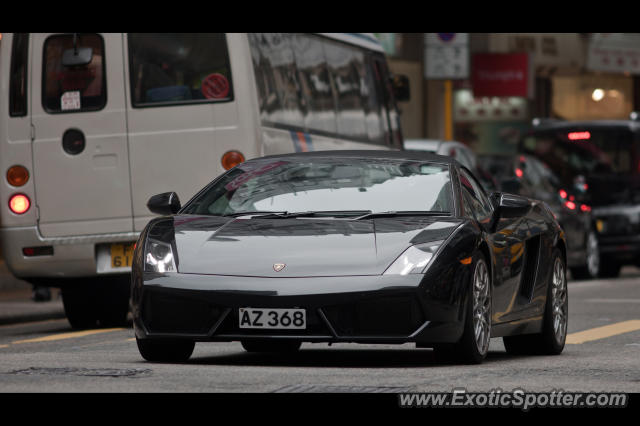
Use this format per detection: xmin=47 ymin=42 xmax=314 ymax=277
xmin=0 ymin=344 xmax=9 ymax=349
xmin=12 ymin=328 xmax=124 ymax=344
xmin=566 ymin=320 xmax=640 ymax=344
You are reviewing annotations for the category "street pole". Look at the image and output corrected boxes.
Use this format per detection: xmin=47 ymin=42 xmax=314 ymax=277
xmin=444 ymin=79 xmax=453 ymax=141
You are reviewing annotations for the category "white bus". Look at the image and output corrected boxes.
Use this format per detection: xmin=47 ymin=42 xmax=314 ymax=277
xmin=0 ymin=33 xmax=408 ymax=328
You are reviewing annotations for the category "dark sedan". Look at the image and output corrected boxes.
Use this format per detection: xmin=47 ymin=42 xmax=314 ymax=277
xmin=478 ymin=154 xmax=599 ymax=280
xmin=131 ymin=151 xmax=568 ymax=364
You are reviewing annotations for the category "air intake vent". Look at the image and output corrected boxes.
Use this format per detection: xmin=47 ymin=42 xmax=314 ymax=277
xmin=519 ymin=236 xmax=541 ymax=302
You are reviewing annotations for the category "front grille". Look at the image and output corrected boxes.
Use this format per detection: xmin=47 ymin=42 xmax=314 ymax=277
xmin=322 ymin=294 xmax=425 ymax=337
xmin=600 ymin=215 xmax=637 ymax=236
xmin=142 ymin=290 xmax=225 ymax=335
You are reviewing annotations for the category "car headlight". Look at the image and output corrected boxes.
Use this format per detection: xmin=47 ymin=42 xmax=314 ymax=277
xmin=145 ymin=239 xmax=177 ymax=273
xmin=383 ymin=240 xmax=444 ymax=275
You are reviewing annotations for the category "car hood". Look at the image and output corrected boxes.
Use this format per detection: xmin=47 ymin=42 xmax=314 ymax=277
xmin=165 ymin=215 xmax=462 ymax=277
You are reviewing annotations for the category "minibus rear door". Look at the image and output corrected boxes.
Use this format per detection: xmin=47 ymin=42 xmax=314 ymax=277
xmin=30 ymin=33 xmax=133 ymax=238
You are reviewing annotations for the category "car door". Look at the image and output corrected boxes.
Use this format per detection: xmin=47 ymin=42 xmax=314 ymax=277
xmin=459 ymin=168 xmax=529 ymax=324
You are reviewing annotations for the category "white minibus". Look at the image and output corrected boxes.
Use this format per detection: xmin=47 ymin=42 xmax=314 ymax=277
xmin=0 ymin=33 xmax=408 ymax=328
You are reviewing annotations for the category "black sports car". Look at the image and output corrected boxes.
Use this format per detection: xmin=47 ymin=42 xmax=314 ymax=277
xmin=131 ymin=151 xmax=568 ymax=364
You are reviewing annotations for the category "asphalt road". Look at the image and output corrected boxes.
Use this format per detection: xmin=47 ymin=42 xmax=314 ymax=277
xmin=1 ymin=273 xmax=639 ymax=394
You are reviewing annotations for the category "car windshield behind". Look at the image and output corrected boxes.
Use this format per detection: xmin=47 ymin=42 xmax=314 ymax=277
xmin=521 ymin=126 xmax=636 ymax=180
xmin=520 ymin=126 xmax=640 ymax=205
xmin=182 ymin=158 xmax=453 ymax=216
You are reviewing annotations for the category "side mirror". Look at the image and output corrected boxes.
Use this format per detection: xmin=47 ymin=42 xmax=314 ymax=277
xmin=392 ymin=74 xmax=410 ymax=102
xmin=147 ymin=192 xmax=181 ymax=215
xmin=497 ymin=192 xmax=532 ymax=218
xmin=62 ymin=47 xmax=94 ymax=67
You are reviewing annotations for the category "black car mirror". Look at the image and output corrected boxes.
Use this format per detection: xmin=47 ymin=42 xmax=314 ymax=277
xmin=147 ymin=192 xmax=181 ymax=215
xmin=497 ymin=193 xmax=532 ymax=218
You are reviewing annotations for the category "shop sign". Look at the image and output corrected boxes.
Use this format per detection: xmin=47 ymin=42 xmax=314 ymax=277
xmin=471 ymin=53 xmax=533 ymax=98
xmin=587 ymin=33 xmax=640 ymax=75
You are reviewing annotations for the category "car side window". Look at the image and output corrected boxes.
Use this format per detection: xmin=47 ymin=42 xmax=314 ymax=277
xmin=460 ymin=168 xmax=493 ymax=225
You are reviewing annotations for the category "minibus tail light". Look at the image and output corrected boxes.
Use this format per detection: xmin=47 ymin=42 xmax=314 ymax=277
xmin=7 ymin=165 xmax=29 ymax=187
xmin=221 ymin=151 xmax=245 ymax=170
xmin=9 ymin=193 xmax=30 ymax=214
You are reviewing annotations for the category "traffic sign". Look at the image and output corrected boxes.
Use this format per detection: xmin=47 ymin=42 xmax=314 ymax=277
xmin=425 ymin=33 xmax=469 ymax=79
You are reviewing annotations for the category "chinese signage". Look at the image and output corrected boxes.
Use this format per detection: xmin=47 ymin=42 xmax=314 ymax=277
xmin=587 ymin=33 xmax=640 ymax=75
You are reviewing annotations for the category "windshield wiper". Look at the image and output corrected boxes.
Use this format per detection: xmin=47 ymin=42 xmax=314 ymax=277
xmin=257 ymin=210 xmax=373 ymax=219
xmin=222 ymin=211 xmax=288 ymax=217
xmin=354 ymin=211 xmax=451 ymax=220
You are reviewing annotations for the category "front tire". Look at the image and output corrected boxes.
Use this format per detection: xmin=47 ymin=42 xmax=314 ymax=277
xmin=136 ymin=338 xmax=195 ymax=362
xmin=503 ymin=248 xmax=567 ymax=355
xmin=61 ymin=276 xmax=130 ymax=329
xmin=434 ymin=253 xmax=491 ymax=364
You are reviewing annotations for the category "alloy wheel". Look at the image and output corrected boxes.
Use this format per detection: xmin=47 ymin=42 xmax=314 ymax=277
xmin=472 ymin=259 xmax=491 ymax=355
xmin=551 ymin=257 xmax=568 ymax=344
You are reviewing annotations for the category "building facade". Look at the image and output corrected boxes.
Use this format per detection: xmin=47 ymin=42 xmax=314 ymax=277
xmin=381 ymin=33 xmax=640 ymax=154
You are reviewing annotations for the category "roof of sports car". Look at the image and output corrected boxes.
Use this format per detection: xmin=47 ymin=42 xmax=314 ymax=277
xmin=257 ymin=150 xmax=459 ymax=164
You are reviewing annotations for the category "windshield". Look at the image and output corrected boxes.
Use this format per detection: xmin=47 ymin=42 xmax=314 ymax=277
xmin=182 ymin=158 xmax=454 ymax=216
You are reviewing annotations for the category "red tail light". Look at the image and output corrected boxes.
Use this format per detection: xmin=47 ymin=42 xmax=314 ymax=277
xmin=515 ymin=168 xmax=523 ymax=178
xmin=565 ymin=201 xmax=576 ymax=210
xmin=580 ymin=204 xmax=591 ymax=212
xmin=9 ymin=193 xmax=30 ymax=214
xmin=559 ymin=189 xmax=568 ymax=199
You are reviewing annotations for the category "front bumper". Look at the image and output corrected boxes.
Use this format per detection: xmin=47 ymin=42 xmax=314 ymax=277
xmin=0 ymin=226 xmax=139 ymax=279
xmin=597 ymin=234 xmax=640 ymax=261
xmin=593 ymin=206 xmax=640 ymax=263
xmin=132 ymin=272 xmax=468 ymax=345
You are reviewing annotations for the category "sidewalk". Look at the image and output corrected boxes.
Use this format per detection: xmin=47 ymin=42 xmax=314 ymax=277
xmin=0 ymin=256 xmax=65 ymax=325
xmin=0 ymin=287 xmax=65 ymax=325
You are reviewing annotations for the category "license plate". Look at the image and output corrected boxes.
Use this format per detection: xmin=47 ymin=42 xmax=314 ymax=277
xmin=239 ymin=308 xmax=306 ymax=330
xmin=110 ymin=243 xmax=135 ymax=268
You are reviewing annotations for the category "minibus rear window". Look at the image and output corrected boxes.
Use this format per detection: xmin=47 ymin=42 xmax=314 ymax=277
xmin=42 ymin=33 xmax=106 ymax=113
xmin=127 ymin=33 xmax=234 ymax=107
xmin=9 ymin=33 xmax=29 ymax=117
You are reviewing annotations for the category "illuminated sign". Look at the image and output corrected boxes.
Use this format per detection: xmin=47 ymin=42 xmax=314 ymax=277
xmin=568 ymin=131 xmax=591 ymax=141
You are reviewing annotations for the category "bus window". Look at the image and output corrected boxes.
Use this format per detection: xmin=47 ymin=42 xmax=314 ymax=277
xmin=9 ymin=33 xmax=29 ymax=117
xmin=249 ymin=33 xmax=395 ymax=146
xmin=326 ymin=42 xmax=367 ymax=140
xmin=372 ymin=55 xmax=402 ymax=147
xmin=128 ymin=33 xmax=233 ymax=107
xmin=361 ymin=54 xmax=385 ymax=144
xmin=290 ymin=34 xmax=337 ymax=135
xmin=42 ymin=33 xmax=106 ymax=113
xmin=248 ymin=33 xmax=304 ymax=129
